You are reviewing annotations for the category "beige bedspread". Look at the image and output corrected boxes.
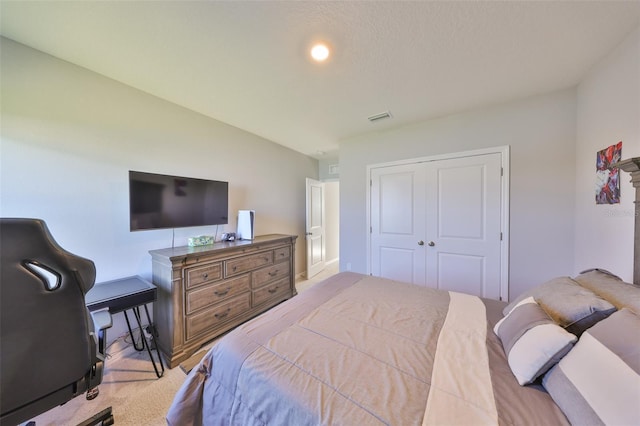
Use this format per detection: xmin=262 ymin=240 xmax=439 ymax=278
xmin=167 ymin=272 xmax=569 ymax=425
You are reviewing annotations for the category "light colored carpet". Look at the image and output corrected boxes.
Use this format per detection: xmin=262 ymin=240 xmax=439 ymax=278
xmin=28 ymin=337 xmax=186 ymax=426
xmin=179 ymin=339 xmax=218 ymax=375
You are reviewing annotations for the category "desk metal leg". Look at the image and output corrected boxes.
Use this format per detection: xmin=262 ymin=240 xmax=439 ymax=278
xmin=123 ymin=306 xmax=165 ymax=378
xmin=123 ymin=309 xmax=143 ymax=351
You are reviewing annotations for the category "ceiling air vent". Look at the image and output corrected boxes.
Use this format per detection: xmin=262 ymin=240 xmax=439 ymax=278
xmin=367 ymin=111 xmax=392 ymax=122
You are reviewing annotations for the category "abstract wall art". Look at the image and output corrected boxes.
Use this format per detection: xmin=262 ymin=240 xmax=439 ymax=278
xmin=595 ymin=141 xmax=622 ymax=204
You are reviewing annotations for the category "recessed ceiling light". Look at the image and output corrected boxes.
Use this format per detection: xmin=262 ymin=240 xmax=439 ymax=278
xmin=310 ymin=43 xmax=330 ymax=62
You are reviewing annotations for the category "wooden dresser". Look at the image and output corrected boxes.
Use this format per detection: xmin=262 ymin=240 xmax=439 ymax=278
xmin=149 ymin=234 xmax=297 ymax=368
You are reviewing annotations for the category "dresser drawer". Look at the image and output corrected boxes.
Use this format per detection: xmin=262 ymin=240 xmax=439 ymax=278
xmin=185 ymin=275 xmax=251 ymax=314
xmin=273 ymin=246 xmax=291 ymax=263
xmin=225 ymin=251 xmax=273 ymax=276
xmin=252 ymin=261 xmax=290 ymax=289
xmin=252 ymin=277 xmax=290 ymax=306
xmin=185 ymin=293 xmax=251 ymax=340
xmin=185 ymin=262 xmax=222 ymax=290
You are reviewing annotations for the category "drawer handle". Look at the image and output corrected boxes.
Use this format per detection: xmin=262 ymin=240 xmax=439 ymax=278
xmin=264 ymin=257 xmax=269 ymax=261
xmin=215 ymin=308 xmax=231 ymax=319
xmin=268 ymin=286 xmax=279 ymax=294
xmin=203 ymin=273 xmax=209 ymax=280
xmin=232 ymin=266 xmax=237 ymax=272
xmin=214 ymin=287 xmax=231 ymax=297
xmin=280 ymin=253 xmax=285 ymax=257
xmin=268 ymin=270 xmax=278 ymax=277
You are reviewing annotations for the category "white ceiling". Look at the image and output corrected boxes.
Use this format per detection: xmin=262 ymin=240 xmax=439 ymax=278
xmin=2 ymin=1 xmax=639 ymax=159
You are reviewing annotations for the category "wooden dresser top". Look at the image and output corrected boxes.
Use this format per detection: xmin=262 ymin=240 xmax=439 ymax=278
xmin=149 ymin=234 xmax=296 ymax=261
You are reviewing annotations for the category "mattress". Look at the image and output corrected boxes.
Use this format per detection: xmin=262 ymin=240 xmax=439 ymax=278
xmin=167 ymin=272 xmax=569 ymax=425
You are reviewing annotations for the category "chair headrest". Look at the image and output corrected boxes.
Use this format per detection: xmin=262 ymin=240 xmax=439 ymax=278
xmin=0 ymin=218 xmax=96 ymax=293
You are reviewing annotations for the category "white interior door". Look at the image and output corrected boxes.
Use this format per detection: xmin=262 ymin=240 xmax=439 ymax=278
xmin=370 ymin=164 xmax=427 ymax=285
xmin=369 ymin=150 xmax=507 ymax=299
xmin=306 ymin=178 xmax=325 ymax=279
xmin=425 ymin=153 xmax=503 ymax=299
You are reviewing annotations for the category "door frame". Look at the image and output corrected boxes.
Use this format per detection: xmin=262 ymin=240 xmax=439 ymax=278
xmin=366 ymin=145 xmax=510 ymax=301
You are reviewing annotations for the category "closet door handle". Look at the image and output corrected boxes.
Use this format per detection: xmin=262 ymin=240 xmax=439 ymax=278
xmin=418 ymin=240 xmax=424 ymax=246
xmin=428 ymin=241 xmax=435 ymax=247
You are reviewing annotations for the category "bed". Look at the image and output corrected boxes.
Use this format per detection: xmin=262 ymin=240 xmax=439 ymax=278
xmin=167 ymin=158 xmax=640 ymax=426
xmin=166 ymin=269 xmax=639 ymax=425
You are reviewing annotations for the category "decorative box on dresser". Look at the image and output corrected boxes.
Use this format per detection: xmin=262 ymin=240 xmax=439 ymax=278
xmin=149 ymin=234 xmax=297 ymax=368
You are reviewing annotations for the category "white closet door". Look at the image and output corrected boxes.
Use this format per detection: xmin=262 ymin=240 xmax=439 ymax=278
xmin=369 ymin=151 xmax=505 ymax=299
xmin=370 ymin=163 xmax=427 ymax=285
xmin=425 ymin=153 xmax=503 ymax=299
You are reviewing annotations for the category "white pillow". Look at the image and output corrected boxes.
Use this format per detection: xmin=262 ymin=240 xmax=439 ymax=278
xmin=495 ymin=297 xmax=577 ymax=385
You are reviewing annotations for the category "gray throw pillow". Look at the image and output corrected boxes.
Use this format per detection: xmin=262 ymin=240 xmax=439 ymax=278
xmin=503 ymin=276 xmax=615 ymax=336
xmin=574 ymin=269 xmax=640 ymax=315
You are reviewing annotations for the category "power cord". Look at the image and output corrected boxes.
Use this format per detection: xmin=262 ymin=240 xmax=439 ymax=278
xmin=104 ymin=324 xmax=151 ymax=358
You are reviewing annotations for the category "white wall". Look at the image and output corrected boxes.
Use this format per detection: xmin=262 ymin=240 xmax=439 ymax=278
xmin=1 ymin=38 xmax=318 ymax=339
xmin=574 ymin=26 xmax=639 ymax=282
xmin=319 ymin=157 xmax=340 ymax=181
xmin=318 ymin=158 xmax=340 ymax=266
xmin=339 ymin=89 xmax=578 ymax=300
xmin=324 ymin=181 xmax=340 ymax=264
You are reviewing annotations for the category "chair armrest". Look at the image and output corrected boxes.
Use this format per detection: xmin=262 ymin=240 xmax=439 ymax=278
xmin=86 ymin=309 xmax=112 ymax=390
xmin=89 ymin=308 xmax=111 ymax=359
xmin=90 ymin=308 xmax=113 ymax=332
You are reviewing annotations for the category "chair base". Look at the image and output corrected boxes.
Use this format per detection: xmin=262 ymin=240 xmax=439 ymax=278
xmin=24 ymin=406 xmax=114 ymax=426
xmin=76 ymin=406 xmax=114 ymax=426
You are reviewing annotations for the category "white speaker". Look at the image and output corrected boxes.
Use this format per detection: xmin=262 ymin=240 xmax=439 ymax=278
xmin=236 ymin=210 xmax=255 ymax=240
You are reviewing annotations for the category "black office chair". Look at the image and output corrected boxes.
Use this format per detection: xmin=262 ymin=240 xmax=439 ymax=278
xmin=0 ymin=218 xmax=114 ymax=425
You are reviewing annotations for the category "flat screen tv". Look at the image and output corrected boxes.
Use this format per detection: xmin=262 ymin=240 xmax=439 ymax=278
xmin=129 ymin=171 xmax=228 ymax=231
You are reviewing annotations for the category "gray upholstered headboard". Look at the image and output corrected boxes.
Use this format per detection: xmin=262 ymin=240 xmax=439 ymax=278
xmin=616 ymin=157 xmax=640 ymax=284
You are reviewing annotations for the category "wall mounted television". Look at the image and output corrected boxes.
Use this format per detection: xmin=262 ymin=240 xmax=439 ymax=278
xmin=129 ymin=171 xmax=228 ymax=231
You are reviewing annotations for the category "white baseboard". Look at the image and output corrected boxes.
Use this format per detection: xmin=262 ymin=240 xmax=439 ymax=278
xmin=325 ymin=258 xmax=339 ymax=266
xmin=296 ymin=258 xmax=339 ymax=282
